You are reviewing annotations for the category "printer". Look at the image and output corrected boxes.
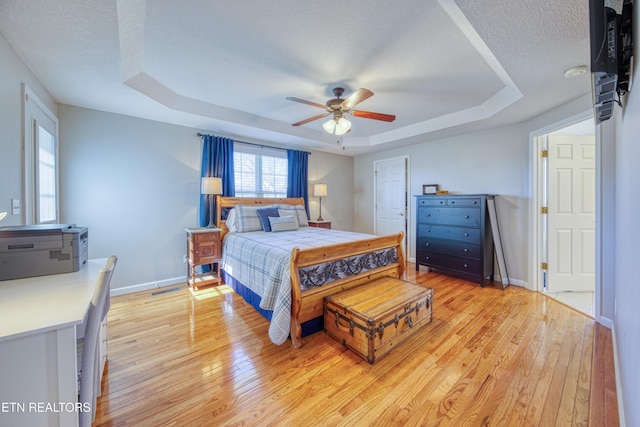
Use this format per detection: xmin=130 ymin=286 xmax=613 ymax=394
xmin=0 ymin=224 xmax=88 ymax=281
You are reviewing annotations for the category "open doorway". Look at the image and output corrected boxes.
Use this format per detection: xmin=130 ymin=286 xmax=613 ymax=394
xmin=533 ymin=117 xmax=596 ymax=316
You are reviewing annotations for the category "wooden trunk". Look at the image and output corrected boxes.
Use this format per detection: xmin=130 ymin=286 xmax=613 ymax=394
xmin=324 ymin=276 xmax=433 ymax=364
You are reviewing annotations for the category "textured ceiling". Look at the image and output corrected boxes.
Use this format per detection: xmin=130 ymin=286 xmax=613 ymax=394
xmin=0 ymin=0 xmax=591 ymax=155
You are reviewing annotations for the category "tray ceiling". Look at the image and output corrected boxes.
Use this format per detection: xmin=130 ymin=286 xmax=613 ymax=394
xmin=0 ymin=0 xmax=591 ymax=154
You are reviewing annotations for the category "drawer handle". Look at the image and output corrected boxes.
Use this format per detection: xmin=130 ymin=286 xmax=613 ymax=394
xmin=425 ymin=243 xmax=430 ymax=246
xmin=463 ymin=248 xmax=469 ymax=252
xmin=465 ymin=215 xmax=470 ymax=219
xmin=464 ymin=233 xmax=469 ymax=236
xmin=440 ymin=201 xmax=444 ymax=204
xmin=464 ymin=264 xmax=468 ymax=268
xmin=425 ymin=256 xmax=430 ymax=260
xmin=451 ymin=201 xmax=455 ymax=204
xmin=474 ymin=201 xmax=478 ymax=204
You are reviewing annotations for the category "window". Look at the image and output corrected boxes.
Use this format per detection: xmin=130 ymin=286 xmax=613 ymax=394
xmin=234 ymin=145 xmax=287 ymax=197
xmin=23 ymin=84 xmax=59 ymax=224
xmin=36 ymin=125 xmax=57 ymax=223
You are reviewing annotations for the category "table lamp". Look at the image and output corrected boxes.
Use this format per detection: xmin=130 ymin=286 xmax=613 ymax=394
xmin=201 ymin=177 xmax=222 ymax=227
xmin=313 ymin=183 xmax=328 ymax=221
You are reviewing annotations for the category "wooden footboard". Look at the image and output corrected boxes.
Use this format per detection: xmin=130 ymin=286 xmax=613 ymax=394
xmin=289 ymin=232 xmax=405 ymax=348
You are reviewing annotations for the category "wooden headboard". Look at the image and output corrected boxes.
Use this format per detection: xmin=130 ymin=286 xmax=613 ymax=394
xmin=215 ymin=196 xmax=305 ymax=239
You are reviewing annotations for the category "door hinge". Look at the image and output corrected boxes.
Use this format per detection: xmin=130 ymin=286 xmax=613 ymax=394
xmin=541 ymin=150 xmax=548 ymax=158
xmin=541 ymin=262 xmax=548 ymax=270
xmin=540 ymin=207 xmax=548 ymax=214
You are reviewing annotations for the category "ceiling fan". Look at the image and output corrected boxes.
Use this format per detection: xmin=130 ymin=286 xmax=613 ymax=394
xmin=286 ymin=87 xmax=396 ymax=135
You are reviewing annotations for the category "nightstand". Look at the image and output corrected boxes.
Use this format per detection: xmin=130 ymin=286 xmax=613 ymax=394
xmin=308 ymin=220 xmax=331 ymax=229
xmin=185 ymin=228 xmax=222 ymax=288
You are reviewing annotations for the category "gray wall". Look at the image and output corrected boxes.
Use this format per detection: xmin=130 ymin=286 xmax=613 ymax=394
xmin=611 ymin=4 xmax=640 ymax=424
xmin=0 ymin=33 xmax=57 ymax=225
xmin=354 ymin=124 xmax=529 ymax=285
xmin=57 ymin=105 xmax=355 ymax=292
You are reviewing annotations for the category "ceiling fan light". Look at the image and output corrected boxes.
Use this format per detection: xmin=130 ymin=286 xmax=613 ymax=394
xmin=322 ymin=118 xmax=336 ymax=133
xmin=334 ymin=117 xmax=351 ymax=135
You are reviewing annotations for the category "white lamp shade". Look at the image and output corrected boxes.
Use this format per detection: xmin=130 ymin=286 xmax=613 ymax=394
xmin=201 ymin=177 xmax=223 ymax=195
xmin=313 ymin=183 xmax=328 ymax=197
xmin=334 ymin=117 xmax=351 ymax=135
xmin=322 ymin=118 xmax=337 ymax=133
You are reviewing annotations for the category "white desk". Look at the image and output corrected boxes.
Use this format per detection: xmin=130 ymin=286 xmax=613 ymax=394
xmin=0 ymin=258 xmax=107 ymax=427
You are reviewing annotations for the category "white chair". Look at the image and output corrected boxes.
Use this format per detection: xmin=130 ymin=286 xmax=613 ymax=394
xmin=77 ymin=256 xmax=117 ymax=427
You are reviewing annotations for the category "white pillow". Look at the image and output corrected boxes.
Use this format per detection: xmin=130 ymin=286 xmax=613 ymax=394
xmin=225 ymin=208 xmax=237 ymax=233
xmin=269 ymin=215 xmax=299 ymax=232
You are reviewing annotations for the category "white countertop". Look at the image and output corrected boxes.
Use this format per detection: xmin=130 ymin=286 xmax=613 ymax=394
xmin=0 ymin=258 xmax=107 ymax=342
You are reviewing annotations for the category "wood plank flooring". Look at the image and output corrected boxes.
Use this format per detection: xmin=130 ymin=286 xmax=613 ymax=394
xmin=93 ymin=265 xmax=618 ymax=426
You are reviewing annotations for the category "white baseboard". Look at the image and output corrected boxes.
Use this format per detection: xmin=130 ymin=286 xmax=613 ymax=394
xmin=110 ymin=276 xmax=186 ymax=296
xmin=611 ymin=323 xmax=626 ymax=427
xmin=598 ymin=315 xmax=613 ymax=329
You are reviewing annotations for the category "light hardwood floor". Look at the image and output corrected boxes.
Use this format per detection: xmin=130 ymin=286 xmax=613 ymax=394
xmin=93 ymin=265 xmax=618 ymax=426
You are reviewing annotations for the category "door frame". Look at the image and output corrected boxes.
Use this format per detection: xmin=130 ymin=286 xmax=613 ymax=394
xmin=530 ymin=110 xmax=603 ymax=323
xmin=373 ymin=155 xmax=410 ymax=260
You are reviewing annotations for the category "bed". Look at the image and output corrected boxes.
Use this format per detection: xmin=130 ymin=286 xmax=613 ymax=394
xmin=215 ymin=196 xmax=406 ymax=348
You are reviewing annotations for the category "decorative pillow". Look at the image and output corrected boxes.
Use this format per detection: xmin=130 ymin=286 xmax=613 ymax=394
xmin=269 ymin=215 xmax=299 ymax=232
xmin=256 ymin=207 xmax=280 ymax=232
xmin=235 ymin=204 xmax=269 ymax=233
xmin=225 ymin=208 xmax=237 ymax=233
xmin=277 ymin=205 xmax=309 ymax=227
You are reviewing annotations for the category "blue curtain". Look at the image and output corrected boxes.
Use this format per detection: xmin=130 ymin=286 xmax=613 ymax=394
xmin=287 ymin=149 xmax=309 ymax=218
xmin=200 ymin=135 xmax=235 ymax=228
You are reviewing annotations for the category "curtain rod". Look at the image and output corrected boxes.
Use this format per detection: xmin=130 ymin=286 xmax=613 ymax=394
xmin=197 ymin=133 xmax=311 ymax=155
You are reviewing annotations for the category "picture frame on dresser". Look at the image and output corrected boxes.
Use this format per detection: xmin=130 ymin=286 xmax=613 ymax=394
xmin=422 ymin=184 xmax=438 ymax=195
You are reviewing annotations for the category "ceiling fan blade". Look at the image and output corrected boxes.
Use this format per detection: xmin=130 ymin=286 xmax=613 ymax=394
xmin=351 ymin=110 xmax=396 ymax=122
xmin=286 ymin=97 xmax=327 ymax=109
xmin=292 ymin=113 xmax=329 ymax=126
xmin=341 ymin=88 xmax=374 ymax=110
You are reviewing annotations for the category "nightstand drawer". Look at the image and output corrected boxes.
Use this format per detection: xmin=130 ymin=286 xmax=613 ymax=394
xmin=192 ymin=232 xmax=218 ymax=243
xmin=308 ymin=220 xmax=331 ymax=229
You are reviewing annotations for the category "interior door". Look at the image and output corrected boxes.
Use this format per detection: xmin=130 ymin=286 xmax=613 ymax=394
xmin=374 ymin=157 xmax=407 ymax=240
xmin=547 ymin=134 xmax=596 ymax=292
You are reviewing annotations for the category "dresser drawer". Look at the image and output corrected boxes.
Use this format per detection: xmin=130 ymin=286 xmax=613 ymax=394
xmin=418 ymin=197 xmax=447 ymax=207
xmin=417 ymin=238 xmax=481 ymax=259
xmin=447 ymin=198 xmax=482 ymax=207
xmin=418 ymin=224 xmax=480 ymax=243
xmin=418 ymin=207 xmax=480 ymax=227
xmin=416 ymin=251 xmax=482 ymax=275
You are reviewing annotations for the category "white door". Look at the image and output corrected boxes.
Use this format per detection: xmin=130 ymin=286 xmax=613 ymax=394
xmin=547 ymin=134 xmax=596 ymax=292
xmin=374 ymin=157 xmax=407 ymax=239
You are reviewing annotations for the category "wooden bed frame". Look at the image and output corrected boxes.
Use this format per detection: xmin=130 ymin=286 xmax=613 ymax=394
xmin=216 ymin=196 xmax=406 ymax=348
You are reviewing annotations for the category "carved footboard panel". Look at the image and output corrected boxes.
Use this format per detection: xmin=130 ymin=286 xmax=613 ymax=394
xmin=290 ymin=232 xmax=405 ymax=348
